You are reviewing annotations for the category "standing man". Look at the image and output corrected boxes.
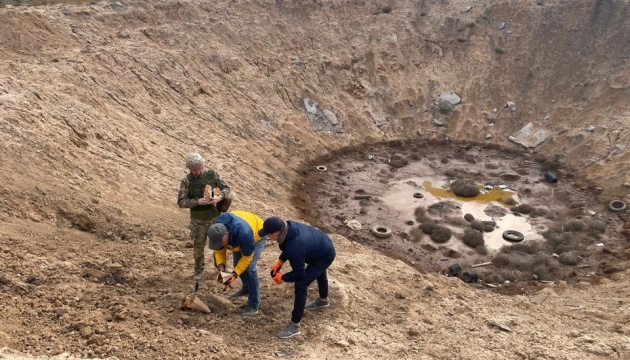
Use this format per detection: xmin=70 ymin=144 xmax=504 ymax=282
xmin=177 ymin=153 xmax=230 ymax=281
xmin=206 ymin=210 xmax=267 ymax=317
xmin=259 ymin=216 xmax=336 ymax=339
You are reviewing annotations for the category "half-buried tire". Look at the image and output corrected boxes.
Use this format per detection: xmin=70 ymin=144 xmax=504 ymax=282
xmin=371 ymin=225 xmax=392 ymax=239
xmin=609 ymin=200 xmax=627 ymax=212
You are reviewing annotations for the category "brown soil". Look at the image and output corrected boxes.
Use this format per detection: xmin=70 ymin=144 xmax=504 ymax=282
xmin=1 ymin=1 xmax=630 ymax=359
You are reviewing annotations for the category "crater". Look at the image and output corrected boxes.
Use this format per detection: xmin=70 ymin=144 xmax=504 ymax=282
xmin=294 ymin=141 xmax=614 ymax=284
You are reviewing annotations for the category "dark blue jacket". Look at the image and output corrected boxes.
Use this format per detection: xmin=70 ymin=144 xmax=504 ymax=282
xmin=279 ymin=221 xmax=336 ymax=283
xmin=215 ymin=213 xmax=255 ymax=257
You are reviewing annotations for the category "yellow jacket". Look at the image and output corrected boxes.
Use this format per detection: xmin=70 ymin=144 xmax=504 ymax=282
xmin=213 ymin=210 xmax=264 ymax=274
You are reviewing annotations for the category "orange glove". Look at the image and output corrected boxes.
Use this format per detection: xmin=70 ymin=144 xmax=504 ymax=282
xmin=272 ymin=272 xmax=283 ymax=284
xmin=270 ymin=260 xmax=285 ymax=277
xmin=223 ymin=272 xmax=238 ymax=291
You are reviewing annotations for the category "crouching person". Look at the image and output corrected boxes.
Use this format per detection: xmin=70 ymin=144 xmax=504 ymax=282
xmin=259 ymin=216 xmax=336 ymax=338
xmin=207 ymin=210 xmax=267 ymax=316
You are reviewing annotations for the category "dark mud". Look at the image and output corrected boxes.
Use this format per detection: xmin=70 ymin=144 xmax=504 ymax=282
xmin=293 ymin=142 xmax=627 ymax=286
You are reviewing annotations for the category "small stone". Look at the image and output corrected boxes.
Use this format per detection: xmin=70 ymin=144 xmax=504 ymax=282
xmin=335 ymin=340 xmax=350 ymax=347
xmin=79 ymin=326 xmax=93 ymax=339
xmin=587 ymin=125 xmax=595 ymax=132
xmin=505 ymin=101 xmax=516 ymax=111
xmin=487 ymin=112 xmax=497 ymax=124
xmin=425 ymin=283 xmax=435 ymax=291
xmin=580 ymin=335 xmax=595 ymax=343
xmin=485 ymin=134 xmax=492 ymax=140
xmin=569 ymin=330 xmax=581 ymax=337
xmin=462 ymin=6 xmax=472 ymax=13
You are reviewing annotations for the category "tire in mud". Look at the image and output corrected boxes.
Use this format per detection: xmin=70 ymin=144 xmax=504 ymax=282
xmin=502 ymin=230 xmax=524 ymax=242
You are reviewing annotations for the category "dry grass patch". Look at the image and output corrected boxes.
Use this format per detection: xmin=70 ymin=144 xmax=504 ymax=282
xmin=563 ymin=219 xmax=585 ymax=232
xmin=491 ymin=253 xmax=511 ymax=267
xmin=590 ymin=218 xmax=607 ymax=232
xmin=451 ymin=179 xmax=480 ymax=197
xmin=471 ymin=220 xmax=496 ymax=232
xmin=414 ymin=206 xmax=430 ymax=222
xmin=504 ymin=197 xmax=518 ymax=206
xmin=430 ymin=226 xmax=452 ymax=243
xmin=419 ymin=222 xmax=437 ymax=235
xmin=500 ymin=241 xmax=542 ymax=255
xmin=409 ymin=227 xmax=424 ymax=243
xmin=495 ymin=268 xmax=523 ymax=282
xmin=530 ymin=207 xmax=548 ymax=218
xmin=482 ymin=272 xmax=505 ymax=284
xmin=463 ymin=229 xmax=484 ymax=248
xmin=512 ymin=204 xmax=535 ymax=214
xmin=475 ymin=245 xmax=489 ymax=255
xmin=444 ymin=169 xmax=459 ymax=177
xmin=559 ymin=251 xmax=580 ymax=266
xmin=545 ymin=231 xmax=585 ymax=254
xmin=389 ymin=154 xmax=408 ymax=168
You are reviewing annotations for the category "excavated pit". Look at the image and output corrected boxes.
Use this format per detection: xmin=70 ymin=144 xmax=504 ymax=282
xmin=293 ymin=141 xmax=626 ymax=287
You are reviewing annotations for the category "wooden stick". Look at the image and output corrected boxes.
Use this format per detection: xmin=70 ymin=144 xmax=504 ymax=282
xmin=471 ymin=261 xmax=492 ymax=268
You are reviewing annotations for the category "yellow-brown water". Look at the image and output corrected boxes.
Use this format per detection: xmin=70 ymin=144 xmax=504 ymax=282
xmin=422 ymin=181 xmax=515 ymax=206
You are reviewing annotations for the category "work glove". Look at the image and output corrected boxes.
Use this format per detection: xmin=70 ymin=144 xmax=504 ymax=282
xmin=223 ymin=271 xmax=238 ymax=292
xmin=272 ymin=272 xmax=283 ymax=284
xmin=270 ymin=259 xmax=285 ymax=277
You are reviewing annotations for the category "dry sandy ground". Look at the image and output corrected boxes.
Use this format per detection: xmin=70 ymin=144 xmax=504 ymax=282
xmin=1 ymin=0 xmax=630 ymax=359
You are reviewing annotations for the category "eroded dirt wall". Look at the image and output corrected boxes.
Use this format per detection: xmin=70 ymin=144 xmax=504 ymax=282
xmin=0 ymin=0 xmax=628 ymax=235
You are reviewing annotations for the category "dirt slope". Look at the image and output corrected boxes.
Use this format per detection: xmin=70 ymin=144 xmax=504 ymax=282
xmin=0 ymin=0 xmax=629 ymax=359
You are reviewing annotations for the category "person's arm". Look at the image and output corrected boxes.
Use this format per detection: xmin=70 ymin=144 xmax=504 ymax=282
xmin=280 ymin=248 xmax=306 ymax=283
xmin=213 ymin=247 xmax=228 ymax=270
xmin=232 ymin=228 xmax=255 ymax=276
xmin=177 ymin=177 xmax=199 ymax=208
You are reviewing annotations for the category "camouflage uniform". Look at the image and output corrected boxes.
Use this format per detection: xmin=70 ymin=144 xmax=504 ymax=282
xmin=177 ymin=169 xmax=231 ymax=277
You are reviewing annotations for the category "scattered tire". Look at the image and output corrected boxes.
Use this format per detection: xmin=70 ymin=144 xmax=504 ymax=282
xmin=370 ymin=225 xmax=392 ymax=239
xmin=609 ymin=200 xmax=627 ymax=212
xmin=502 ymin=230 xmax=524 ymax=242
xmin=462 ymin=271 xmax=479 ymax=283
xmin=316 ymin=165 xmax=327 ymax=172
xmin=447 ymin=264 xmax=462 ymax=277
xmin=413 ymin=192 xmax=424 ymax=199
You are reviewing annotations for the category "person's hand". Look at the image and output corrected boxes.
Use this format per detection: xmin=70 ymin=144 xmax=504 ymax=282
xmin=272 ymin=272 xmax=283 ymax=284
xmin=198 ymin=197 xmax=212 ymax=206
xmin=223 ymin=272 xmax=238 ymax=291
xmin=270 ymin=260 xmax=284 ymax=277
xmin=208 ymin=195 xmax=223 ymax=206
xmin=223 ymin=272 xmax=238 ymax=285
